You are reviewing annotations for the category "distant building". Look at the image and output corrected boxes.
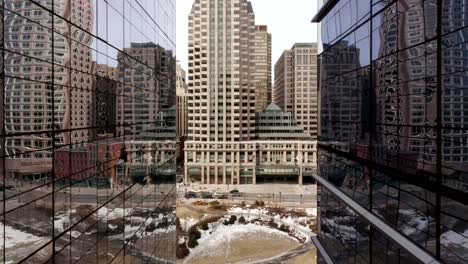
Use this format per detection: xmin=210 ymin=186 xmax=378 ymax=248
xmin=176 ymin=64 xmax=188 ymax=138
xmin=274 ymin=43 xmax=319 ymax=139
xmin=116 ymin=42 xmax=176 ymax=139
xmin=253 ymin=25 xmax=272 ymax=112
xmin=92 ymin=64 xmax=118 ymax=137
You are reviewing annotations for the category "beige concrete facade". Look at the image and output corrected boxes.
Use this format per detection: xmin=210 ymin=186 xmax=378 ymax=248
xmin=274 ymin=43 xmax=319 ymax=139
xmin=187 ymin=0 xmax=256 ymax=143
xmin=184 ymin=141 xmax=317 ymax=185
xmin=253 ymin=25 xmax=272 ymax=112
xmin=185 ymin=0 xmax=257 ymax=184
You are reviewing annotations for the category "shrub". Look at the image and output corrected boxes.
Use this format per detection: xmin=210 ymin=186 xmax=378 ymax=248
xmin=267 ymin=218 xmax=278 ymax=229
xmin=228 ymin=215 xmax=237 ymax=225
xmin=279 ymin=224 xmax=290 ymax=233
xmin=200 ymin=223 xmax=209 ymax=231
xmin=176 ymin=242 xmax=190 ymax=258
xmin=254 ymin=200 xmax=265 ymax=207
xmin=187 ymin=238 xmax=198 ymax=248
xmin=238 ymin=216 xmax=246 ymax=224
xmin=209 ymin=200 xmax=220 ymax=206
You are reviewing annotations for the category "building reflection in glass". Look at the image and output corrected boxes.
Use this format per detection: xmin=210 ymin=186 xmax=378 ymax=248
xmin=0 ymin=0 xmax=176 ymax=263
xmin=316 ymin=0 xmax=468 ymax=263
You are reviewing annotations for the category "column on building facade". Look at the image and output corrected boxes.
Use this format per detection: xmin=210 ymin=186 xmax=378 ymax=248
xmin=237 ymin=152 xmax=241 ymax=185
xmin=201 ymin=166 xmax=205 ymax=184
xmin=223 ymin=166 xmax=227 ymax=185
xmin=299 ymin=166 xmax=303 ymax=185
xmin=206 ymin=165 xmax=210 ymax=184
xmin=267 ymin=147 xmax=271 ymax=163
xmin=184 ymin=154 xmax=189 ymax=182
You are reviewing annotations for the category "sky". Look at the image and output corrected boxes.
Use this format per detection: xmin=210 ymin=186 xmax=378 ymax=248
xmin=176 ymin=0 xmax=319 ymax=71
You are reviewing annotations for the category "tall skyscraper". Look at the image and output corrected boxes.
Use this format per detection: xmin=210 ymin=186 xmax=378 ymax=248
xmin=253 ymin=25 xmax=272 ymax=112
xmin=313 ymin=0 xmax=468 ymax=263
xmin=274 ymin=43 xmax=319 ymax=139
xmin=187 ymin=0 xmax=256 ymax=143
xmin=185 ymin=0 xmax=256 ymax=184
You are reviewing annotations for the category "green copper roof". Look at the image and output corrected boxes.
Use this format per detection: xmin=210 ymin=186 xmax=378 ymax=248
xmin=265 ymin=103 xmax=282 ymax=112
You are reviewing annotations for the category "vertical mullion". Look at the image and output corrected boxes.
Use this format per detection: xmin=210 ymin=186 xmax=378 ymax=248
xmin=435 ymin=0 xmax=443 ymax=260
xmin=368 ymin=0 xmax=374 ymax=262
xmin=51 ymin=0 xmax=56 ymax=263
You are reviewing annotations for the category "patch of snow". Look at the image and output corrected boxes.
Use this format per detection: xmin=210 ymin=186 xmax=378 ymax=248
xmin=54 ymin=215 xmax=70 ymax=233
xmin=189 ymin=223 xmax=294 ymax=258
xmin=399 ymin=209 xmax=430 ymax=236
xmin=0 ymin=223 xmax=45 ymax=249
xmin=441 ymin=229 xmax=468 ymax=249
xmin=98 ymin=207 xmax=133 ymax=221
xmin=71 ymin=231 xmax=81 ymax=238
xmin=305 ymin=208 xmax=317 ymax=217
xmin=179 ymin=218 xmax=198 ymax=231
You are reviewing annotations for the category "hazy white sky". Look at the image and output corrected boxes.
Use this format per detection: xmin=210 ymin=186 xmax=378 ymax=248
xmin=176 ymin=0 xmax=319 ymax=71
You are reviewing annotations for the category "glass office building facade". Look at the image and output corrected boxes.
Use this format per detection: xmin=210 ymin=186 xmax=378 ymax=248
xmin=314 ymin=0 xmax=468 ymax=263
xmin=0 ymin=0 xmax=176 ymax=263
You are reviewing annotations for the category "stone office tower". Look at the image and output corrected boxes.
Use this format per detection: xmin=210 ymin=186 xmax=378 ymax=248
xmin=253 ymin=25 xmax=272 ymax=112
xmin=185 ymin=0 xmax=256 ymax=184
xmin=274 ymin=43 xmax=319 ymax=139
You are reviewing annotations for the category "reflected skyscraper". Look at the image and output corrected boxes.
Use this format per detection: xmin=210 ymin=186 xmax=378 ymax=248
xmin=313 ymin=0 xmax=468 ymax=263
xmin=3 ymin=0 xmax=93 ymax=178
xmin=0 ymin=0 xmax=176 ymax=263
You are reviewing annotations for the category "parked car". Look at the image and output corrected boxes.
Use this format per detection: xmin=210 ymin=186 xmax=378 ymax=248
xmin=201 ymin=192 xmax=213 ymax=199
xmin=184 ymin=192 xmax=197 ymax=199
xmin=257 ymin=194 xmax=270 ymax=198
xmin=231 ymin=192 xmax=242 ymax=197
xmin=0 ymin=184 xmax=14 ymax=192
xmin=230 ymin=189 xmax=240 ymax=194
xmin=213 ymin=191 xmax=227 ymax=199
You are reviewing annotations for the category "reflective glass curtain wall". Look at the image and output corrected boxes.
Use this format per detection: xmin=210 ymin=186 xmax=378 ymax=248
xmin=316 ymin=0 xmax=468 ymax=263
xmin=0 ymin=0 xmax=176 ymax=263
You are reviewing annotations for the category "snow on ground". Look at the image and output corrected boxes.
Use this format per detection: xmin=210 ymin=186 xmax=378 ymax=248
xmin=98 ymin=207 xmax=133 ymax=220
xmin=441 ymin=229 xmax=468 ymax=249
xmin=0 ymin=222 xmax=45 ymax=249
xmin=305 ymin=208 xmax=317 ymax=217
xmin=227 ymin=206 xmax=314 ymax=228
xmin=189 ymin=223 xmax=293 ymax=257
xmin=179 ymin=218 xmax=199 ymax=231
xmin=398 ymin=209 xmax=430 ymax=236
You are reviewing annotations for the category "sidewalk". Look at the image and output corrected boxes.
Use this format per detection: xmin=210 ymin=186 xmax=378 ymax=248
xmin=177 ymin=183 xmax=317 ymax=195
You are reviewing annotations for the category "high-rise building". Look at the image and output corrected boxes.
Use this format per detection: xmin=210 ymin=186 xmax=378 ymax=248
xmin=92 ymin=64 xmax=118 ymax=137
xmin=0 ymin=0 xmax=177 ymax=263
xmin=185 ymin=0 xmax=257 ymax=184
xmin=177 ymin=64 xmax=188 ymax=139
xmin=274 ymin=43 xmax=319 ymax=139
xmin=2 ymin=0 xmax=94 ymax=178
xmin=116 ymin=42 xmax=176 ymax=139
xmin=313 ymin=1 xmax=468 ymax=263
xmin=253 ymin=25 xmax=272 ymax=112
